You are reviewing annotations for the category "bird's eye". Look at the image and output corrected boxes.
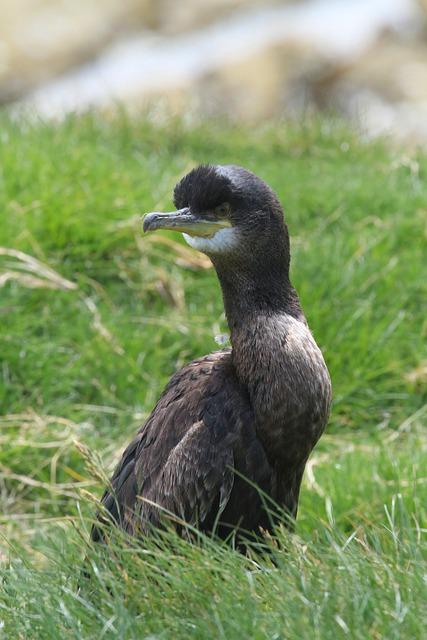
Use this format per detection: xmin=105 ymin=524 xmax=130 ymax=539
xmin=214 ymin=203 xmax=230 ymax=217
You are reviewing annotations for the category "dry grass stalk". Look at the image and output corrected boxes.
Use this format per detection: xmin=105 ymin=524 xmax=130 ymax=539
xmin=83 ymin=297 xmax=125 ymax=355
xmin=74 ymin=439 xmax=111 ymax=487
xmin=0 ymin=247 xmax=77 ymax=291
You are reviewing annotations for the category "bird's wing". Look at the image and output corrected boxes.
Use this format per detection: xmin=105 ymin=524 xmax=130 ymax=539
xmin=141 ymin=417 xmax=235 ymax=529
xmin=92 ymin=351 xmax=247 ymax=539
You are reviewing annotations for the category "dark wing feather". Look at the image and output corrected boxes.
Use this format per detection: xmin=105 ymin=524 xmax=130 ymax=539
xmin=91 ymin=350 xmax=270 ymax=540
xmin=143 ymin=419 xmax=235 ymax=528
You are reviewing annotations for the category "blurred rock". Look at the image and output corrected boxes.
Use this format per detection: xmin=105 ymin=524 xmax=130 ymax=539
xmin=318 ymin=35 xmax=427 ymax=142
xmin=3 ymin=0 xmax=427 ymax=144
xmin=0 ymin=0 xmax=285 ymax=102
xmin=194 ymin=42 xmax=325 ymax=121
xmin=141 ymin=0 xmax=285 ymax=33
xmin=0 ymin=0 xmax=147 ymax=101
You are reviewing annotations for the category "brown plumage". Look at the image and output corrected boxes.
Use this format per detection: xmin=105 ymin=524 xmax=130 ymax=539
xmin=92 ymin=165 xmax=332 ymax=544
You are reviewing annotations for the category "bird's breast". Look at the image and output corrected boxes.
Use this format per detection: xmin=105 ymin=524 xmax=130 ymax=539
xmin=232 ymin=313 xmax=332 ymax=463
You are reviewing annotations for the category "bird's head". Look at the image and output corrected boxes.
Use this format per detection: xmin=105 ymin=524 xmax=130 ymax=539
xmin=143 ymin=165 xmax=289 ymax=265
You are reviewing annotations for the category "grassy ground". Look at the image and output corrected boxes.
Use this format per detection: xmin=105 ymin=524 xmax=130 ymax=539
xmin=0 ymin=114 xmax=426 ymax=639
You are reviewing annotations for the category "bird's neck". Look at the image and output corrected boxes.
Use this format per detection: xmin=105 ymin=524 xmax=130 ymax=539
xmin=215 ymin=261 xmax=307 ymax=419
xmin=214 ymin=258 xmax=302 ymax=325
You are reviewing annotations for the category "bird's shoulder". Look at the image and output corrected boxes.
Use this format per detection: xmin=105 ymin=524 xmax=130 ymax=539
xmin=161 ymin=348 xmax=234 ymax=397
xmin=134 ymin=347 xmax=251 ymax=467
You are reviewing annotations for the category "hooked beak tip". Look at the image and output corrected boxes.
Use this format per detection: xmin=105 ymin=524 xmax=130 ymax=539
xmin=142 ymin=211 xmax=167 ymax=233
xmin=142 ymin=212 xmax=158 ymax=233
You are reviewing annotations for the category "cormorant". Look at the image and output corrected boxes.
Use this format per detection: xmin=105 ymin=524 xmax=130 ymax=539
xmin=92 ymin=164 xmax=331 ymax=544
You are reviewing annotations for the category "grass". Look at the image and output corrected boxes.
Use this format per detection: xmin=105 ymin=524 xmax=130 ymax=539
xmin=0 ymin=113 xmax=426 ymax=638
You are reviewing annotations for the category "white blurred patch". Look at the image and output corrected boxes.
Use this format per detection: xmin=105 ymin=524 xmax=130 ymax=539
xmin=214 ymin=333 xmax=230 ymax=346
xmin=183 ymin=227 xmax=239 ymax=254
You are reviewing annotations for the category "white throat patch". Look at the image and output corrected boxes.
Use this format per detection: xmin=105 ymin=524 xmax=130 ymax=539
xmin=183 ymin=227 xmax=240 ymax=254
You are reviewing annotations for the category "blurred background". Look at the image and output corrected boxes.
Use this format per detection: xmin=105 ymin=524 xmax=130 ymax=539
xmin=1 ymin=0 xmax=427 ymax=141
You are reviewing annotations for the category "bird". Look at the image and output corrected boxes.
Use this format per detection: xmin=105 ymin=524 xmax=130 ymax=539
xmin=91 ymin=164 xmax=332 ymax=545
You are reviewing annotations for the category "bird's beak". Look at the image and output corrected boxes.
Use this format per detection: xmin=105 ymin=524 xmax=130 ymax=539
xmin=143 ymin=207 xmax=231 ymax=238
